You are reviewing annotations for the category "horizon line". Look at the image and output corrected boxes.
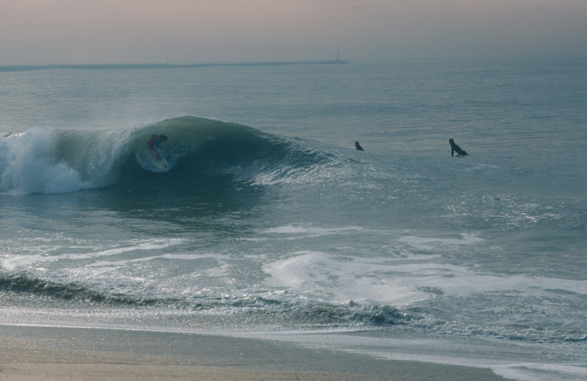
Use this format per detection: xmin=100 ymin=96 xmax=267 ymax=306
xmin=0 ymin=59 xmax=350 ymax=72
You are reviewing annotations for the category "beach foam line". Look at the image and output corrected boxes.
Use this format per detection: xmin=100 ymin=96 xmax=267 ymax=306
xmin=0 ymin=324 xmax=510 ymax=381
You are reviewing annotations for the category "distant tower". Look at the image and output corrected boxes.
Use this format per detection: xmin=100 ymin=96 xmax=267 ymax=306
xmin=336 ymin=49 xmax=339 ymax=62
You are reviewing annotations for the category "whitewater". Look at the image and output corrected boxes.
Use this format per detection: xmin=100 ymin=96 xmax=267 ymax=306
xmin=1 ymin=56 xmax=586 ymax=380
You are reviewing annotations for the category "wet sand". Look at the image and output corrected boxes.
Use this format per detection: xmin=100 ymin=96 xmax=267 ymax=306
xmin=0 ymin=325 xmax=510 ymax=380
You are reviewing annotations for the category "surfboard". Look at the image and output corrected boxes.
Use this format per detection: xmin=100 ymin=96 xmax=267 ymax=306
xmin=145 ymin=148 xmax=168 ymax=170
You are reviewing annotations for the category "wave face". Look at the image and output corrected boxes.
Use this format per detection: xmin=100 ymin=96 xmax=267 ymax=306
xmin=0 ymin=116 xmax=324 ymax=195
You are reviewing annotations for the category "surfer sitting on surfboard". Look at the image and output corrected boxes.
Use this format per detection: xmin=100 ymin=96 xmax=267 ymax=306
xmin=147 ymin=135 xmax=168 ymax=159
xmin=449 ymin=139 xmax=467 ymax=157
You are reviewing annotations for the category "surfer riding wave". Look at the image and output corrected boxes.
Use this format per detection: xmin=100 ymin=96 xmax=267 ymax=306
xmin=147 ymin=135 xmax=168 ymax=159
xmin=144 ymin=134 xmax=169 ymax=169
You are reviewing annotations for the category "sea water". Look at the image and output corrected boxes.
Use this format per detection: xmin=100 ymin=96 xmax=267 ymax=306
xmin=1 ymin=56 xmax=586 ymax=380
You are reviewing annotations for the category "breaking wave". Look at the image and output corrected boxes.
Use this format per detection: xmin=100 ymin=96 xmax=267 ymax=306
xmin=0 ymin=116 xmax=330 ymax=195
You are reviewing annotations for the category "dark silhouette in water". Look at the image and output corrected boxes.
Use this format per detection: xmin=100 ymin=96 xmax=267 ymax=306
xmin=147 ymin=134 xmax=168 ymax=160
xmin=355 ymin=141 xmax=364 ymax=151
xmin=449 ymin=139 xmax=467 ymax=157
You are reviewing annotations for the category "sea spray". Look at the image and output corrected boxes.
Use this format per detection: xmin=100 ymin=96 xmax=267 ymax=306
xmin=0 ymin=128 xmax=91 ymax=194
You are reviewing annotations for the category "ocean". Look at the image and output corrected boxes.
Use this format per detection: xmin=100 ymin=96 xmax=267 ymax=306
xmin=1 ymin=56 xmax=586 ymax=380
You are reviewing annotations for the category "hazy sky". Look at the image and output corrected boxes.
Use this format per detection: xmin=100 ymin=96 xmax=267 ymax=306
xmin=1 ymin=0 xmax=585 ymax=65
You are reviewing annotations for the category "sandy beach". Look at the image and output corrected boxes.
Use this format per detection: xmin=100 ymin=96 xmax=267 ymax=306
xmin=0 ymin=325 xmax=510 ymax=381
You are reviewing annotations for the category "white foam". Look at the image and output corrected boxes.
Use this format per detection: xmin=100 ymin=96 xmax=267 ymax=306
xmin=57 ymin=238 xmax=186 ymax=261
xmin=493 ymin=363 xmax=587 ymax=381
xmin=0 ymin=128 xmax=92 ymax=194
xmin=398 ymin=233 xmax=484 ymax=250
xmin=0 ymin=128 xmax=93 ymax=194
xmin=262 ymin=250 xmax=587 ymax=307
xmin=263 ymin=251 xmax=429 ymax=306
xmin=262 ymin=225 xmax=365 ymax=236
xmin=0 ymin=238 xmax=186 ymax=270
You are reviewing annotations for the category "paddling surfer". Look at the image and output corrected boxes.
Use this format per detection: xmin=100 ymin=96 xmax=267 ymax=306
xmin=449 ymin=139 xmax=467 ymax=157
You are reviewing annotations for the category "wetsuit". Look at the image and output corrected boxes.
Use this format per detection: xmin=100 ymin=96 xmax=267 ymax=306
xmin=355 ymin=141 xmax=364 ymax=151
xmin=450 ymin=140 xmax=467 ymax=157
xmin=147 ymin=135 xmax=165 ymax=150
xmin=147 ymin=135 xmax=167 ymax=159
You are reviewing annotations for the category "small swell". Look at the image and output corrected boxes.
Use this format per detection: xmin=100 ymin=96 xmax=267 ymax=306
xmin=0 ymin=273 xmax=160 ymax=306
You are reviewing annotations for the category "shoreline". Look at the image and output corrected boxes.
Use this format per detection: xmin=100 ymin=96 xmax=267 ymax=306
xmin=0 ymin=324 xmax=510 ymax=380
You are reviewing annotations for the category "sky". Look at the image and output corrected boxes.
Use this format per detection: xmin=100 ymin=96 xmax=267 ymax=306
xmin=0 ymin=0 xmax=585 ymax=65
